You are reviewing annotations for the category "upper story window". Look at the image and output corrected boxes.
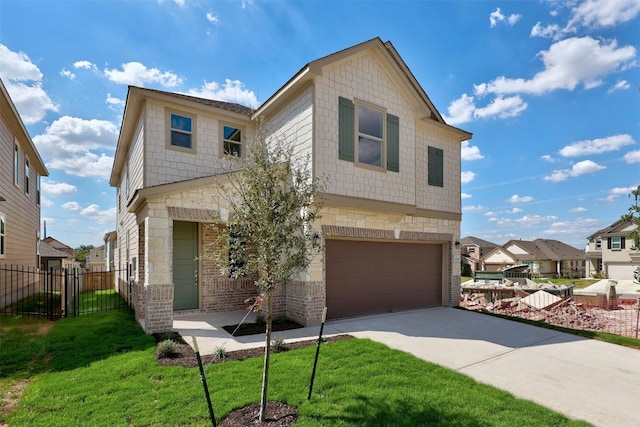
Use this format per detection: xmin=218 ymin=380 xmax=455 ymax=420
xmin=167 ymin=111 xmax=195 ymax=151
xmin=25 ymin=158 xmax=30 ymax=195
xmin=357 ymin=104 xmax=385 ymax=168
xmin=338 ymin=97 xmax=399 ymax=172
xmin=609 ymin=236 xmax=624 ymax=251
xmin=14 ymin=144 xmax=19 ymax=186
xmin=595 ymin=238 xmax=602 ymax=250
xmin=0 ymin=213 xmax=5 ymax=257
xmin=468 ymin=247 xmax=476 ymax=253
xmin=428 ymin=146 xmax=444 ymax=187
xmin=222 ymin=124 xmax=242 ymax=157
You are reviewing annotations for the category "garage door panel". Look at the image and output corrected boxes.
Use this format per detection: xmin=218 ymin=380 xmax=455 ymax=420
xmin=326 ymin=240 xmax=443 ymax=319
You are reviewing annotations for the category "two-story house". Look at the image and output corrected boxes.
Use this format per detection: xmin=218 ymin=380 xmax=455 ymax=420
xmin=0 ymin=78 xmax=48 ymax=267
xmin=585 ymin=219 xmax=638 ymax=280
xmin=1 ymin=78 xmax=49 ymax=308
xmin=460 ymin=236 xmax=500 ymax=274
xmin=110 ymin=38 xmax=472 ymax=333
xmin=86 ymin=245 xmax=106 ymax=270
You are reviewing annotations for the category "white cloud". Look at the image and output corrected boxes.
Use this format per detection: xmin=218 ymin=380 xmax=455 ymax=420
xmin=474 ymin=95 xmax=528 ymax=119
xmin=461 ymin=141 xmax=484 ymax=161
xmin=443 ymin=93 xmax=475 ymax=125
xmin=541 ymin=154 xmax=556 ymax=162
xmin=74 ymin=60 xmax=97 ymax=71
xmin=624 ymin=150 xmax=640 ymax=164
xmin=104 ymin=62 xmax=184 ymax=87
xmin=559 ymin=134 xmax=635 ymax=157
xmin=33 ymin=116 xmax=118 ymax=179
xmin=41 ymin=181 xmax=77 ymax=196
xmin=544 ymin=160 xmax=605 ymax=182
xmin=507 ymin=208 xmax=523 ymax=214
xmin=542 ymin=218 xmax=601 ymax=240
xmin=508 ymin=194 xmax=534 ymax=204
xmin=187 ymin=79 xmax=259 ymax=108
xmin=570 ymin=207 xmax=587 ymax=213
xmin=516 ymin=214 xmax=558 ymax=227
xmin=106 ymin=93 xmax=125 ymax=110
xmin=530 ymin=22 xmax=561 ymax=39
xmin=62 ymin=201 xmax=82 ymax=211
xmin=0 ymin=44 xmax=59 ymax=124
xmin=60 ymin=69 xmax=76 ymax=80
xmin=444 ymin=93 xmax=527 ymax=125
xmin=41 ymin=197 xmax=54 ymax=208
xmin=462 ymin=205 xmax=485 ymax=213
xmin=489 ymin=8 xmax=521 ymax=28
xmin=604 ymin=186 xmax=637 ymax=202
xmin=474 ymin=37 xmax=636 ymax=96
xmin=608 ymin=79 xmax=631 ymax=93
xmin=80 ymin=205 xmax=117 ymax=225
xmin=206 ymin=12 xmax=218 ymax=23
xmin=461 ymin=193 xmax=472 ymax=199
xmin=461 ymin=171 xmax=475 ymax=184
xmin=567 ymin=0 xmax=640 ymax=30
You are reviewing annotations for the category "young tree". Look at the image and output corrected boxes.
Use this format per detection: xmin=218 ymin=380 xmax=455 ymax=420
xmin=214 ymin=129 xmax=324 ymax=421
xmin=623 ymin=185 xmax=640 ymax=252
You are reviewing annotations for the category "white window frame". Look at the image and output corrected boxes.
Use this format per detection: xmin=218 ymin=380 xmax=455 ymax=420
xmin=354 ymin=99 xmax=386 ymax=170
xmin=611 ymin=236 xmax=622 ymax=250
xmin=0 ymin=213 xmax=5 ymax=258
xmin=14 ymin=143 xmax=19 ymax=186
xmin=166 ymin=109 xmax=196 ymax=153
xmin=220 ymin=122 xmax=244 ymax=158
xmin=25 ymin=157 xmax=30 ymax=195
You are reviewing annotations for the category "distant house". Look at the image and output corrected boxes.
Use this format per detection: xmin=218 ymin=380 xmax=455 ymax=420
xmin=86 ymin=245 xmax=106 ymax=270
xmin=585 ymin=219 xmax=638 ymax=280
xmin=40 ymin=236 xmax=76 ymax=270
xmin=477 ymin=238 xmax=585 ymax=278
xmin=460 ymin=236 xmax=500 ymax=273
xmin=104 ymin=231 xmax=117 ymax=270
xmin=0 ymin=78 xmax=48 ymax=268
xmin=110 ymin=38 xmax=472 ymax=333
xmin=39 ymin=239 xmax=72 ymax=270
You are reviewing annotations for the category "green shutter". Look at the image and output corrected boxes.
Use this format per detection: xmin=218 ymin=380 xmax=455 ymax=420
xmin=428 ymin=146 xmax=444 ymax=187
xmin=338 ymin=97 xmax=354 ymax=162
xmin=386 ymin=114 xmax=399 ymax=172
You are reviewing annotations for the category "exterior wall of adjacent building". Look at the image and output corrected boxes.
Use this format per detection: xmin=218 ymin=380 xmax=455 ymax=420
xmin=0 ymin=106 xmax=42 ymax=267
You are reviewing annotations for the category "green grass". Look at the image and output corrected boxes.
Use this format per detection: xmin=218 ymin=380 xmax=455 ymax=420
xmin=0 ymin=310 xmax=592 ymax=426
xmin=75 ymin=289 xmax=127 ymax=315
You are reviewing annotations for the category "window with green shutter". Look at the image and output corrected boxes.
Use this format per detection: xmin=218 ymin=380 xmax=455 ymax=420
xmin=338 ymin=97 xmax=399 ymax=172
xmin=428 ymin=146 xmax=443 ymax=187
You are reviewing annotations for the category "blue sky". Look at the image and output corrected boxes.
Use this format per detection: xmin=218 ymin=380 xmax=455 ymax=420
xmin=0 ymin=0 xmax=638 ymax=250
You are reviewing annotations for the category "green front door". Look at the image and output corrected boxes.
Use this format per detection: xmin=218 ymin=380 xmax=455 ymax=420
xmin=173 ymin=221 xmax=199 ymax=310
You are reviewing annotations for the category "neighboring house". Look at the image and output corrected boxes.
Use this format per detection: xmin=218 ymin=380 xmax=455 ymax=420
xmin=86 ymin=245 xmax=106 ymax=270
xmin=0 ymin=78 xmax=48 ymax=268
xmin=460 ymin=236 xmax=500 ymax=273
xmin=110 ymin=38 xmax=472 ymax=333
xmin=39 ymin=239 xmax=72 ymax=270
xmin=104 ymin=231 xmax=117 ymax=271
xmin=585 ymin=219 xmax=638 ymax=280
xmin=41 ymin=236 xmax=76 ymax=270
xmin=498 ymin=239 xmax=585 ymax=278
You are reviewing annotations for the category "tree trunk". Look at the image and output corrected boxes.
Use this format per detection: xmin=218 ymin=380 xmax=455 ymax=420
xmin=258 ymin=290 xmax=272 ymax=422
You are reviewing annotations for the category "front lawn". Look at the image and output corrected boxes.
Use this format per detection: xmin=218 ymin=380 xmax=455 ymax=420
xmin=1 ymin=310 xmax=591 ymax=426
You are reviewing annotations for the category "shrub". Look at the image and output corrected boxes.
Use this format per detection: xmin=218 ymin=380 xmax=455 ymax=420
xmin=155 ymin=339 xmax=179 ymax=358
xmin=271 ymin=336 xmax=285 ymax=352
xmin=214 ymin=345 xmax=227 ymax=360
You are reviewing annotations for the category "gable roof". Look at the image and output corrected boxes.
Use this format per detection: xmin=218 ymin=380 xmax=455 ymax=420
xmin=40 ymin=240 xmax=71 ymax=259
xmin=503 ymin=239 xmax=583 ymax=261
xmin=254 ymin=37 xmax=471 ymax=142
xmin=587 ymin=218 xmax=635 ymax=239
xmin=461 ymin=236 xmax=499 ymax=249
xmin=110 ymin=86 xmax=253 ymax=186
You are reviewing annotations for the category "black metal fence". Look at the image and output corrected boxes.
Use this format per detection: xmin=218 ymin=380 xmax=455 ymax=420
xmin=0 ymin=264 xmax=129 ymax=319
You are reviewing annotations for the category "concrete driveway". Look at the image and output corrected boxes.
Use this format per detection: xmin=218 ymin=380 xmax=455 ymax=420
xmin=173 ymin=307 xmax=640 ymax=427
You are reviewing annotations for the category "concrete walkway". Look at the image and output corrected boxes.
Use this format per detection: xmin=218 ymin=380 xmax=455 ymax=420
xmin=173 ymin=307 xmax=640 ymax=427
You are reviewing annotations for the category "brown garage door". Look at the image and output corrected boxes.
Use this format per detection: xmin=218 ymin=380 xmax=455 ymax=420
xmin=325 ymin=240 xmax=443 ymax=319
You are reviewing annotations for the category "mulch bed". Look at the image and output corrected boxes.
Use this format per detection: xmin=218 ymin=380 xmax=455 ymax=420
xmin=153 ymin=329 xmax=354 ymax=426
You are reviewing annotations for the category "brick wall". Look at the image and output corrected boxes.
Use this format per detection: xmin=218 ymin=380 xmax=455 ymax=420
xmin=143 ymin=283 xmax=174 ymax=333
